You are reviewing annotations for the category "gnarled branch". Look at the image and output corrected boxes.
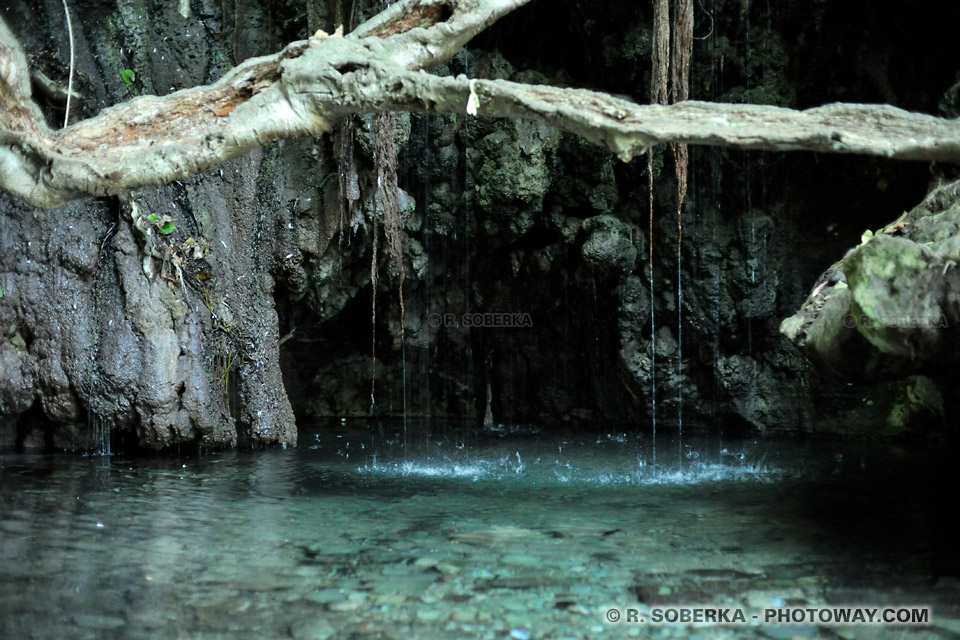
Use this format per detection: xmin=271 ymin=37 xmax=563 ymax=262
xmin=2 ymin=0 xmax=959 ymax=210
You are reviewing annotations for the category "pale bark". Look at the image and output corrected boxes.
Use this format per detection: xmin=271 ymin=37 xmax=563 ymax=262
xmin=2 ymin=0 xmax=959 ymax=210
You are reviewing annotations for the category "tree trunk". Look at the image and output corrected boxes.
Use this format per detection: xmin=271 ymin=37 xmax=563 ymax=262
xmin=0 ymin=0 xmax=316 ymax=448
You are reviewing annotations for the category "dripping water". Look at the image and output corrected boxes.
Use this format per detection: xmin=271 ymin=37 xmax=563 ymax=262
xmin=743 ymin=0 xmax=754 ymax=357
xmin=86 ymin=406 xmax=111 ymax=459
xmin=650 ymin=269 xmax=657 ymax=470
xmin=676 ymin=204 xmax=683 ymax=464
xmin=743 ymin=0 xmax=752 ymax=92
xmin=401 ymin=335 xmax=409 ymax=460
xmin=707 ymin=0 xmax=723 ymax=433
xmin=591 ymin=277 xmax=600 ymax=371
xmin=747 ymin=220 xmax=755 ymax=355
xmin=419 ymin=115 xmax=433 ymax=434
xmin=647 ymin=152 xmax=657 ymax=470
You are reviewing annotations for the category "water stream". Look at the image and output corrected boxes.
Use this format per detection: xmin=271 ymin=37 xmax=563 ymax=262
xmin=2 ymin=423 xmax=956 ymax=639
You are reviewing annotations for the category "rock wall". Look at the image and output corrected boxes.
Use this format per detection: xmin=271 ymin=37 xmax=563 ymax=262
xmin=282 ymin=0 xmax=959 ymax=436
xmin=1 ymin=0 xmax=304 ymax=449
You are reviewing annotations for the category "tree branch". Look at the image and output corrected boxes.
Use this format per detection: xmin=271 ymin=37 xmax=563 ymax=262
xmin=2 ymin=0 xmax=959 ymax=210
xmin=408 ymin=78 xmax=960 ymax=164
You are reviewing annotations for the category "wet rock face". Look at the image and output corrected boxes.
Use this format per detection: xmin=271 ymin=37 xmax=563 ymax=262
xmin=473 ymin=119 xmax=559 ymax=243
xmin=580 ymin=216 xmax=637 ymax=280
xmin=1 ymin=0 xmax=299 ymax=450
xmin=3 ymin=0 xmax=959 ymax=448
xmin=0 ymin=197 xmax=102 ymax=437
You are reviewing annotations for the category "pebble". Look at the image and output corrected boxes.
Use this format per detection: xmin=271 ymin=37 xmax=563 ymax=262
xmin=436 ymin=561 xmax=462 ymax=575
xmin=304 ymin=588 xmax=347 ymax=604
xmin=289 ymin=616 xmax=336 ymax=640
xmin=326 ymin=591 xmax=367 ymax=612
xmin=745 ymin=589 xmax=804 ymax=609
xmin=414 ymin=556 xmax=440 ymax=569
xmin=374 ymin=593 xmax=407 ymax=605
xmin=502 ymin=553 xmax=542 ymax=567
xmin=451 ymin=608 xmax=478 ymax=622
xmin=416 ymin=608 xmax=445 ymax=622
xmin=756 ymin=626 xmax=820 ymax=640
xmin=73 ymin=614 xmax=126 ymax=629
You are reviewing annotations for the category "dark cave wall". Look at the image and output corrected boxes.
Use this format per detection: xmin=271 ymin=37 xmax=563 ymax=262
xmin=282 ymin=0 xmax=960 ymax=434
xmin=2 ymin=0 xmax=959 ymax=451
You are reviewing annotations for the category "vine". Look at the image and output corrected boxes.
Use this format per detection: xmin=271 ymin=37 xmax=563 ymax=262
xmin=648 ymin=0 xmax=695 ymax=444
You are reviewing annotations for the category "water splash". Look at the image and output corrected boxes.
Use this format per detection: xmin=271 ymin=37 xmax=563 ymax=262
xmin=356 ymin=446 xmax=777 ymax=487
xmin=352 ymin=431 xmax=779 ymax=487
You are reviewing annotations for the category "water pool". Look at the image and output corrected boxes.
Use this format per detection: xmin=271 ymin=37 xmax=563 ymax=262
xmin=1 ymin=424 xmax=957 ymax=639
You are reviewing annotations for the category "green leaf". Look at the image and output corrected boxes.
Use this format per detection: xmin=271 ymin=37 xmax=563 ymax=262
xmin=0 ymin=285 xmax=3 ymax=297
xmin=120 ymin=69 xmax=136 ymax=85
xmin=860 ymin=229 xmax=874 ymax=245
xmin=147 ymin=213 xmax=158 ymax=222
xmin=159 ymin=221 xmax=176 ymax=235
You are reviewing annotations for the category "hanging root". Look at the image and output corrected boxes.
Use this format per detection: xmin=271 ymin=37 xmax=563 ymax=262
xmin=651 ymin=0 xmax=670 ymax=107
xmin=648 ymin=0 xmax=695 ymax=432
xmin=61 ymin=0 xmax=75 ymax=128
xmin=374 ymin=112 xmax=406 ymax=346
xmin=648 ymin=0 xmax=670 ymax=434
xmin=670 ymin=0 xmax=693 ymax=435
xmin=694 ymin=0 xmax=714 ymax=40
xmin=670 ymin=0 xmax=693 ymax=215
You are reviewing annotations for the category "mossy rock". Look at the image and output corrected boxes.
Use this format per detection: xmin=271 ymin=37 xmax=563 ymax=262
xmin=843 ymin=235 xmax=945 ymax=360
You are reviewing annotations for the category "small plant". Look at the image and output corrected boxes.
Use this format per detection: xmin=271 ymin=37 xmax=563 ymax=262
xmin=120 ymin=69 xmax=136 ymax=85
xmin=858 ymin=228 xmax=884 ymax=247
xmin=146 ymin=213 xmax=175 ymax=235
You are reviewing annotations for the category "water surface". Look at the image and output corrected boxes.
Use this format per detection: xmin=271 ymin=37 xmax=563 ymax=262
xmin=1 ymin=423 xmax=957 ymax=639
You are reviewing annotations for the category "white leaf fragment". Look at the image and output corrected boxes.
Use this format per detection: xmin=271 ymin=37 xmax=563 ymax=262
xmin=467 ymin=79 xmax=480 ymax=116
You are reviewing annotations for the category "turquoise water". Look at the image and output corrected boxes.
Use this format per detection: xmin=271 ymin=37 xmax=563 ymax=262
xmin=1 ymin=423 xmax=957 ymax=639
